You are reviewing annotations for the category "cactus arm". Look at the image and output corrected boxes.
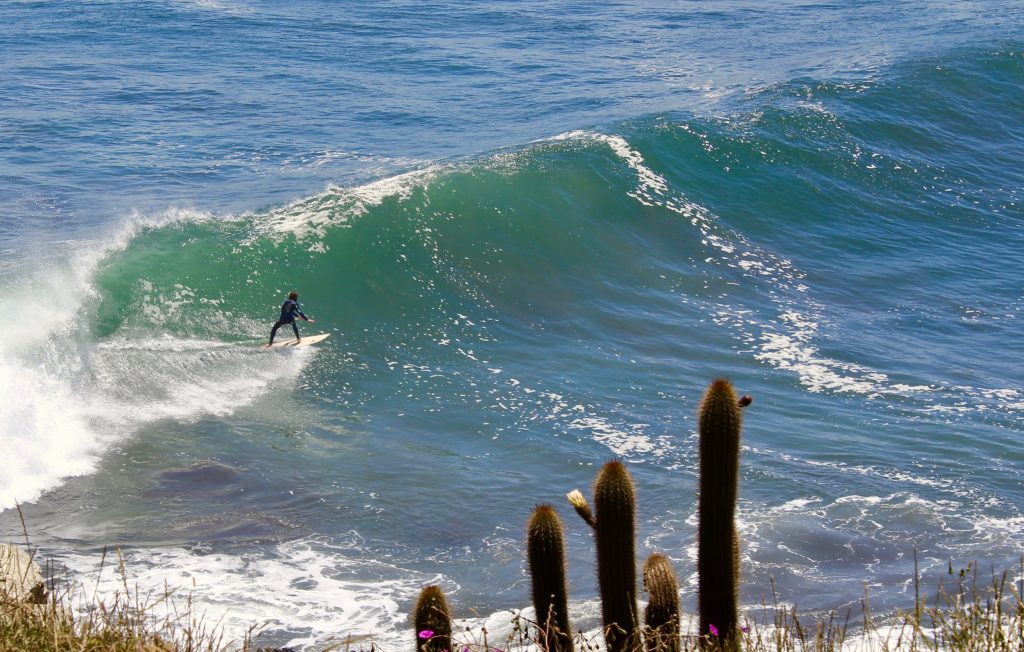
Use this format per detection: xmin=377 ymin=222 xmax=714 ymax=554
xmin=566 ymin=489 xmax=596 ymax=528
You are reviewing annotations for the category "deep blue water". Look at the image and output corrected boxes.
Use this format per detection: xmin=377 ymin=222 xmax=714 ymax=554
xmin=2 ymin=1 xmax=1023 ymax=649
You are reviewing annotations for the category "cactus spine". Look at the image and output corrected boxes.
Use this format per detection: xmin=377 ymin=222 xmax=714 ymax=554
xmin=697 ymin=379 xmax=742 ymax=641
xmin=594 ymin=460 xmax=639 ymax=652
xmin=643 ymin=553 xmax=681 ymax=652
xmin=414 ymin=585 xmax=452 ymax=652
xmin=527 ymin=504 xmax=573 ymax=652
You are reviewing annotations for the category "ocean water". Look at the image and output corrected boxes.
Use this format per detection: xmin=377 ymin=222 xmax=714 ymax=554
xmin=2 ymin=1 xmax=1023 ymax=649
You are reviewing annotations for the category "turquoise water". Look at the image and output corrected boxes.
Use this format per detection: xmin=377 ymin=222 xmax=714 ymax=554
xmin=2 ymin=2 xmax=1023 ymax=649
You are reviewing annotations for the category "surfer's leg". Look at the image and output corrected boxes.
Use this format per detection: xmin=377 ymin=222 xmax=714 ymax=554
xmin=269 ymin=320 xmax=284 ymax=345
xmin=292 ymin=321 xmax=300 ymax=342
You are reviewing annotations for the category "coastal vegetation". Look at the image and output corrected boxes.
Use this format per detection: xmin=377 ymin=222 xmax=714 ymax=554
xmin=3 ymin=380 xmax=1022 ymax=651
xmin=4 ymin=551 xmax=1024 ymax=651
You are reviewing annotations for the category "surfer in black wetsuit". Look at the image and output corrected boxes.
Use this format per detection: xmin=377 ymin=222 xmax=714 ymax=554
xmin=267 ymin=291 xmax=316 ymax=346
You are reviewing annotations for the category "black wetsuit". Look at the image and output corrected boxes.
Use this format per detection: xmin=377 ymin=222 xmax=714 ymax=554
xmin=269 ymin=299 xmax=307 ymax=344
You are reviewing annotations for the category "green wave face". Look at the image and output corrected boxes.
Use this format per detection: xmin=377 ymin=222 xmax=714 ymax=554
xmin=87 ymin=47 xmax=1024 ymax=421
xmin=90 ymin=135 xmax=708 ymax=355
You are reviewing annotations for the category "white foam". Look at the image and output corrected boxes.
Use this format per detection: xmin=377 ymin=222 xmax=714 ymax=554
xmin=777 ymin=497 xmax=822 ymax=512
xmin=81 ymin=333 xmax=309 ymax=428
xmin=0 ymin=224 xmax=130 ymax=508
xmin=250 ymin=167 xmax=441 ymax=242
xmin=551 ymin=130 xmax=669 ymax=197
xmin=567 ymin=416 xmax=670 ymax=460
xmin=565 ymin=130 xmax=898 ymax=400
xmin=971 ymin=515 xmax=1024 ymax=544
xmin=493 ymin=375 xmax=670 ymax=461
xmin=60 ymin=538 xmax=437 ymax=650
xmin=0 ymin=355 xmax=102 ymax=507
xmin=0 ymin=207 xmax=309 ymax=511
xmin=172 ymin=0 xmax=253 ymax=16
xmin=0 ymin=203 xmax=199 ymax=352
xmin=552 ymin=130 xmax=1023 ymax=421
xmin=800 ymin=457 xmax=962 ymax=492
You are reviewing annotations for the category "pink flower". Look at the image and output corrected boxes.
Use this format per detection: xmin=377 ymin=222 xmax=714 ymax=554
xmin=708 ymin=624 xmax=719 ymax=637
xmin=741 ymin=625 xmax=750 ymax=633
xmin=419 ymin=629 xmax=435 ymax=639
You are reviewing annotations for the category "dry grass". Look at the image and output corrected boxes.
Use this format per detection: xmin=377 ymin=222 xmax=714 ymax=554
xmin=431 ymin=559 xmax=1024 ymax=652
xmin=4 ymin=533 xmax=1022 ymax=652
xmin=0 ymin=546 xmax=234 ymax=652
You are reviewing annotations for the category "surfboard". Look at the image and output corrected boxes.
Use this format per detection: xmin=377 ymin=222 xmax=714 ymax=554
xmin=265 ymin=333 xmax=330 ymax=348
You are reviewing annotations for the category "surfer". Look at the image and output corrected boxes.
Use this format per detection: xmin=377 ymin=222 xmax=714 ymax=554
xmin=267 ymin=291 xmax=316 ymax=346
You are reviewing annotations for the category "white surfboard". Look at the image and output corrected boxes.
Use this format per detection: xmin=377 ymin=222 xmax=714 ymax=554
xmin=265 ymin=333 xmax=330 ymax=348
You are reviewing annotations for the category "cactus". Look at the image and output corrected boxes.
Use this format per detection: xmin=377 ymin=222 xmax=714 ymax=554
xmin=697 ymin=379 xmax=743 ymax=641
xmin=594 ymin=460 xmax=640 ymax=652
xmin=414 ymin=585 xmax=452 ymax=652
xmin=527 ymin=504 xmax=573 ymax=652
xmin=566 ymin=462 xmax=640 ymax=652
xmin=643 ymin=553 xmax=681 ymax=652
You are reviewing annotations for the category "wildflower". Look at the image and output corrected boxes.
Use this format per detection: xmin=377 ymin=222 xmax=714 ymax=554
xmin=566 ymin=489 xmax=596 ymax=526
xmin=708 ymin=624 xmax=719 ymax=637
xmin=741 ymin=625 xmax=750 ymax=633
xmin=566 ymin=490 xmax=586 ymax=508
xmin=419 ymin=630 xmax=434 ymax=639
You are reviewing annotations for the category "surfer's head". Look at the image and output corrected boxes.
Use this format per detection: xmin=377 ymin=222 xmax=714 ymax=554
xmin=288 ymin=291 xmax=299 ymax=300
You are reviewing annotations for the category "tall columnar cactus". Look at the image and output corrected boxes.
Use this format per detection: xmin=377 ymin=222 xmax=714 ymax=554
xmin=697 ymin=379 xmax=743 ymax=641
xmin=414 ymin=585 xmax=452 ymax=652
xmin=527 ymin=504 xmax=573 ymax=652
xmin=570 ymin=460 xmax=638 ymax=652
xmin=643 ymin=553 xmax=681 ymax=652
